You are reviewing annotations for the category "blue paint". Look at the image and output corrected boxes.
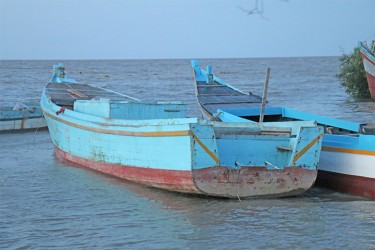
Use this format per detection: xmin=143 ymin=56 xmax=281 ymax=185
xmin=206 ymin=65 xmax=213 ymax=84
xmin=191 ymin=60 xmax=375 ymax=157
xmin=49 ymin=63 xmax=77 ymax=84
xmin=74 ymin=100 xmax=187 ymax=120
xmin=41 ymin=63 xmax=325 ymax=198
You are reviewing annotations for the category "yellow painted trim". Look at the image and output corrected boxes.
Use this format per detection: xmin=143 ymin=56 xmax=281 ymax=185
xmin=293 ymin=133 xmax=324 ymax=162
xmin=190 ymin=131 xmax=220 ymax=165
xmin=322 ymin=146 xmax=375 ymax=156
xmin=43 ymin=109 xmax=190 ymax=137
xmin=43 ymin=105 xmax=221 ymax=164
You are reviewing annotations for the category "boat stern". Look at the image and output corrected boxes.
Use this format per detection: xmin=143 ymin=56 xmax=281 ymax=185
xmin=190 ymin=121 xmax=323 ymax=198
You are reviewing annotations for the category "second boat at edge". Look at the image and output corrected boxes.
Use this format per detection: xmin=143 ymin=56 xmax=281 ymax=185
xmin=191 ymin=60 xmax=375 ymax=199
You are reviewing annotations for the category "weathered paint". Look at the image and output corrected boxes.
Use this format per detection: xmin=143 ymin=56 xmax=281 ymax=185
xmin=224 ymin=107 xmax=375 ymax=199
xmin=41 ymin=64 xmax=323 ymax=198
xmin=193 ymin=166 xmax=317 ymax=198
xmin=358 ymin=41 xmax=375 ymax=98
xmin=55 ymin=146 xmax=201 ymax=194
xmin=43 ymin=98 xmax=319 ymax=198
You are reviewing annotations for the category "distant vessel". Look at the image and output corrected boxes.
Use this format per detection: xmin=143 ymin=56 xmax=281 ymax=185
xmin=358 ymin=41 xmax=375 ymax=98
xmin=0 ymin=101 xmax=46 ymax=131
xmin=41 ymin=63 xmax=323 ymax=199
xmin=191 ymin=60 xmax=375 ymax=199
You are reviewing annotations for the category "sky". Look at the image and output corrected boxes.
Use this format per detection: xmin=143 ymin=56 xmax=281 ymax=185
xmin=0 ymin=0 xmax=374 ymax=60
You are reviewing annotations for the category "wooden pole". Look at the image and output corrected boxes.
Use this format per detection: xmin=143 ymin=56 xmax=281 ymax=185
xmin=259 ymin=67 xmax=271 ymax=123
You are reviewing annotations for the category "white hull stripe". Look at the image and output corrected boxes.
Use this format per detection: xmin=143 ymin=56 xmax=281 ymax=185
xmin=319 ymin=150 xmax=375 ymax=178
xmin=363 ymin=57 xmax=375 ymax=77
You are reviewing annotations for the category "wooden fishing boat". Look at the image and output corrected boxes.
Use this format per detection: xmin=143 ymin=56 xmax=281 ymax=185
xmin=0 ymin=101 xmax=46 ymax=131
xmin=358 ymin=41 xmax=375 ymax=98
xmin=192 ymin=60 xmax=375 ymax=199
xmin=41 ymin=63 xmax=323 ymax=199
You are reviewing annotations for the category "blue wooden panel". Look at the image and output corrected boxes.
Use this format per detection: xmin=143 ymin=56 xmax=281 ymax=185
xmin=110 ymin=102 xmax=187 ymax=120
xmin=323 ymin=134 xmax=375 ymax=151
xmin=283 ymin=107 xmax=361 ymax=132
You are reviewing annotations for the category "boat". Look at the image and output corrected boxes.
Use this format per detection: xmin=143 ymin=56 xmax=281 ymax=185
xmin=0 ymin=101 xmax=47 ymax=131
xmin=358 ymin=41 xmax=375 ymax=98
xmin=191 ymin=60 xmax=375 ymax=199
xmin=41 ymin=63 xmax=323 ymax=199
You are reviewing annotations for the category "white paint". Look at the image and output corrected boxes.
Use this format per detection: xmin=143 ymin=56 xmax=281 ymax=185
xmin=363 ymin=57 xmax=375 ymax=77
xmin=319 ymin=150 xmax=375 ymax=178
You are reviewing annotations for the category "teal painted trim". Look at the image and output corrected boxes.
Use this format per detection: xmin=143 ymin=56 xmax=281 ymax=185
xmin=282 ymin=107 xmax=361 ymax=132
xmin=323 ymin=133 xmax=375 ymax=151
xmin=219 ymin=107 xmax=283 ymax=117
xmin=191 ymin=60 xmax=246 ymax=93
xmin=214 ymin=109 xmax=255 ymax=123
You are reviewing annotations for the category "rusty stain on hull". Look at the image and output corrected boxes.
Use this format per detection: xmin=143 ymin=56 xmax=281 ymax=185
xmin=192 ymin=166 xmax=317 ymax=198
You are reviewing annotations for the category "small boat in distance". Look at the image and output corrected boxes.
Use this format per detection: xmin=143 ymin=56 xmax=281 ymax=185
xmin=0 ymin=101 xmax=47 ymax=131
xmin=191 ymin=60 xmax=375 ymax=199
xmin=41 ymin=63 xmax=323 ymax=199
xmin=358 ymin=41 xmax=375 ymax=98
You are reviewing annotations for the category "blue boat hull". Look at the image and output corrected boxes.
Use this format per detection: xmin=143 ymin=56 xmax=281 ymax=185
xmin=41 ymin=63 xmax=324 ymax=198
xmin=42 ymin=95 xmax=322 ymax=198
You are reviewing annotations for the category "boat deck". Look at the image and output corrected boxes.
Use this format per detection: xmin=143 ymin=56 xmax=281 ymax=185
xmin=45 ymin=83 xmax=136 ymax=107
xmin=196 ymin=81 xmax=262 ymax=114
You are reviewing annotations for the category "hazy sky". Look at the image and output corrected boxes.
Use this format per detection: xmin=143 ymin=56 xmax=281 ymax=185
xmin=0 ymin=0 xmax=374 ymax=60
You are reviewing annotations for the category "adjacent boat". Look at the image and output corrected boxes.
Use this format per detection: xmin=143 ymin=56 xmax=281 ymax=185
xmin=0 ymin=101 xmax=46 ymax=131
xmin=191 ymin=60 xmax=375 ymax=199
xmin=41 ymin=63 xmax=323 ymax=199
xmin=358 ymin=41 xmax=375 ymax=98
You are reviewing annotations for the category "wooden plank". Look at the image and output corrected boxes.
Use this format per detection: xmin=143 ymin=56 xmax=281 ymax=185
xmin=66 ymin=89 xmax=89 ymax=98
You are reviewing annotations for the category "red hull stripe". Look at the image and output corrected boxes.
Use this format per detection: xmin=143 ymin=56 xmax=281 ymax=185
xmin=322 ymin=146 xmax=375 ymax=156
xmin=316 ymin=170 xmax=375 ymax=199
xmin=366 ymin=72 xmax=375 ymax=98
xmin=55 ymin=146 xmax=201 ymax=194
xmin=360 ymin=51 xmax=375 ymax=97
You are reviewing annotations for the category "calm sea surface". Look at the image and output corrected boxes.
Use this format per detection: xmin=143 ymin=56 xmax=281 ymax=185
xmin=1 ymin=58 xmax=374 ymax=249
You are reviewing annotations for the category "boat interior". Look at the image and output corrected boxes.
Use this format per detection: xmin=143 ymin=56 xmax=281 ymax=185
xmin=196 ymin=80 xmax=263 ymax=115
xmin=46 ymin=82 xmax=187 ymax=120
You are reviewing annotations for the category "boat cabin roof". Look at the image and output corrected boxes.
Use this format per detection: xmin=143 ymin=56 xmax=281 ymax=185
xmin=45 ymin=82 xmax=136 ymax=107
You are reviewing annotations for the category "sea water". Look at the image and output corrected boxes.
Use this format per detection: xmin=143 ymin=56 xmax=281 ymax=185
xmin=1 ymin=58 xmax=374 ymax=249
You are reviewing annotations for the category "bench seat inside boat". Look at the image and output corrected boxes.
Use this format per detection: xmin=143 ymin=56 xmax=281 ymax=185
xmin=74 ymin=99 xmax=187 ymax=120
